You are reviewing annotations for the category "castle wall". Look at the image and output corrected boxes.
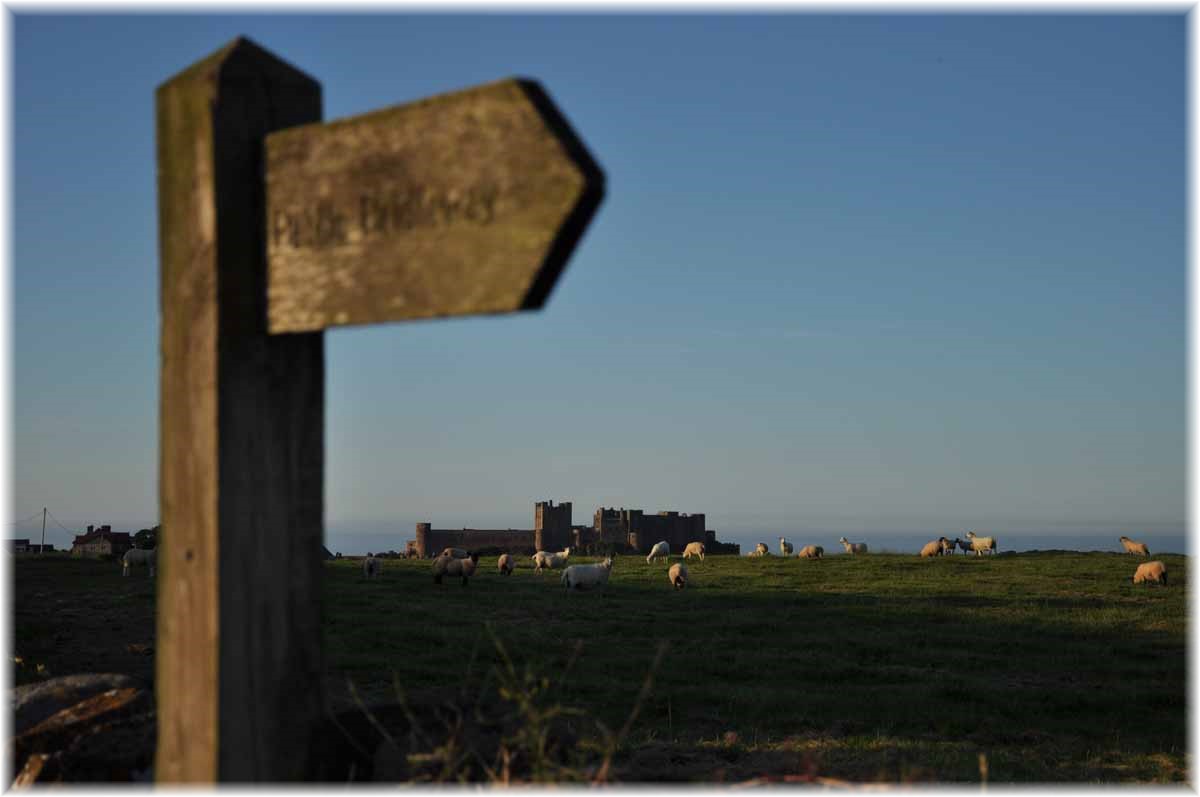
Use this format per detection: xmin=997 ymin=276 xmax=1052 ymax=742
xmin=414 ymin=523 xmax=535 ymax=558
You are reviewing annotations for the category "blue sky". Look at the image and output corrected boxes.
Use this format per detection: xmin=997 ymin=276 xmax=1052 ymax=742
xmin=9 ymin=12 xmax=1186 ymax=553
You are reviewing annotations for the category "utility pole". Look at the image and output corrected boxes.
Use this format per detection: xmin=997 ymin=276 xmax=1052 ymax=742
xmin=40 ymin=508 xmax=46 ymax=555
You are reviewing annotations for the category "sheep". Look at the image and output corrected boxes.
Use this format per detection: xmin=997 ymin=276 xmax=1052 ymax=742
xmin=964 ymin=531 xmax=997 ymax=556
xmin=1132 ymin=560 xmax=1167 ymax=586
xmin=941 ymin=537 xmax=961 ymax=556
xmin=668 ymin=562 xmax=688 ymax=589
xmin=433 ymin=551 xmax=481 ymax=585
xmin=532 ymin=547 xmax=571 ymax=572
xmin=561 ymin=557 xmax=614 ymax=592
xmin=122 ymin=547 xmax=156 ymax=577
xmin=441 ymin=547 xmax=469 ymax=559
xmin=838 ymin=537 xmax=868 ymax=555
xmin=683 ymin=541 xmax=706 ymax=561
xmin=956 ymin=538 xmax=973 ymax=555
xmin=498 ymin=553 xmax=515 ymax=576
xmin=796 ymin=545 xmax=823 ymax=559
xmin=919 ymin=538 xmax=948 ymax=558
xmin=646 ymin=541 xmax=670 ymax=564
xmin=749 ymin=542 xmax=770 ymax=557
xmin=779 ymin=537 xmax=794 ymax=556
xmin=1119 ymin=536 xmax=1150 ymax=556
xmin=362 ymin=553 xmax=381 ymax=578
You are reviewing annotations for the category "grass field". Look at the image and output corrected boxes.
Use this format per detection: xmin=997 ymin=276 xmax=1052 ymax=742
xmin=12 ymin=550 xmax=1189 ymax=783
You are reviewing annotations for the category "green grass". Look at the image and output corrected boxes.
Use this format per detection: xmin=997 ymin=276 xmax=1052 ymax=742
xmin=10 ymin=550 xmax=1188 ymax=783
xmin=323 ymin=551 xmax=1187 ymax=783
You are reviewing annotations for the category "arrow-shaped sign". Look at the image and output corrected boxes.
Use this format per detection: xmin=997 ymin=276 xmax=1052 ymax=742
xmin=265 ymin=77 xmax=605 ymax=333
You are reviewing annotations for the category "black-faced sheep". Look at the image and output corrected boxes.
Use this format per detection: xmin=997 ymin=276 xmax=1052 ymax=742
xmin=433 ymin=551 xmax=480 ymax=585
xmin=363 ymin=553 xmax=381 ymax=578
xmin=1119 ymin=536 xmax=1150 ymax=556
xmin=498 ymin=553 xmax=515 ymax=575
xmin=1133 ymin=560 xmax=1168 ymax=586
xmin=668 ymin=562 xmax=688 ymax=589
xmin=920 ymin=538 xmax=948 ymax=558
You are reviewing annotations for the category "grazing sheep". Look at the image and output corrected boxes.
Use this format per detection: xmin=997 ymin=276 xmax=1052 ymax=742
xmin=683 ymin=541 xmax=706 ymax=561
xmin=779 ymin=537 xmax=794 ymax=556
xmin=941 ymin=537 xmax=961 ymax=556
xmin=796 ymin=545 xmax=824 ymax=559
xmin=1132 ymin=560 xmax=1168 ymax=586
xmin=668 ymin=562 xmax=688 ymax=589
xmin=964 ymin=531 xmax=997 ymax=556
xmin=441 ymin=547 xmax=469 ymax=559
xmin=433 ymin=551 xmax=481 ymax=585
xmin=362 ymin=553 xmax=381 ymax=578
xmin=920 ymin=538 xmax=948 ymax=558
xmin=562 ymin=557 xmax=614 ymax=591
xmin=532 ymin=547 xmax=571 ymax=572
xmin=646 ymin=541 xmax=670 ymax=564
xmin=1119 ymin=536 xmax=1150 ymax=556
xmin=838 ymin=537 xmax=868 ymax=555
xmin=498 ymin=553 xmax=515 ymax=575
xmin=122 ymin=548 xmax=156 ymax=577
xmin=749 ymin=542 xmax=770 ymax=557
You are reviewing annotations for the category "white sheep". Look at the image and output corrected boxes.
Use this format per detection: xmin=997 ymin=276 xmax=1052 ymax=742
xmin=964 ymin=531 xmax=996 ymax=556
xmin=498 ymin=553 xmax=515 ymax=575
xmin=749 ymin=543 xmax=770 ymax=557
xmin=122 ymin=548 xmax=156 ymax=577
xmin=838 ymin=537 xmax=868 ymax=555
xmin=532 ymin=547 xmax=571 ymax=572
xmin=1119 ymin=536 xmax=1150 ymax=556
xmin=683 ymin=541 xmax=706 ymax=560
xmin=1132 ymin=560 xmax=1168 ymax=586
xmin=668 ymin=562 xmax=688 ymax=589
xmin=362 ymin=553 xmax=381 ymax=578
xmin=796 ymin=545 xmax=823 ymax=559
xmin=919 ymin=539 xmax=946 ymax=558
xmin=646 ymin=541 xmax=670 ymax=563
xmin=779 ymin=537 xmax=793 ymax=556
xmin=561 ymin=557 xmax=614 ymax=591
xmin=433 ymin=551 xmax=480 ymax=585
xmin=441 ymin=547 xmax=469 ymax=559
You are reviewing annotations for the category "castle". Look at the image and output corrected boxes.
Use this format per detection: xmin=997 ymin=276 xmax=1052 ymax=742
xmin=407 ymin=500 xmax=734 ymax=557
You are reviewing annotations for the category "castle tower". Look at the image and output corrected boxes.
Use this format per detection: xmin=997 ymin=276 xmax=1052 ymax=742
xmin=415 ymin=522 xmax=432 ymax=558
xmin=535 ymin=500 xmax=572 ymax=551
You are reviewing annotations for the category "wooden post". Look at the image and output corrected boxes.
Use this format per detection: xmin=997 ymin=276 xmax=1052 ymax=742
xmin=155 ymin=38 xmax=324 ymax=782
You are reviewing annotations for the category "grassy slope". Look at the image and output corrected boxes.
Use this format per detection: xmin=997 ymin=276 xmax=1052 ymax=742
xmin=323 ymin=551 xmax=1187 ymax=783
xmin=10 ymin=551 xmax=1187 ymax=783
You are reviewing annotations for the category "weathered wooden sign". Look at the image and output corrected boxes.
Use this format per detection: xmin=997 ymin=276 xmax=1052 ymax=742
xmin=156 ymin=37 xmax=603 ymax=783
xmin=266 ymin=79 xmax=603 ymax=333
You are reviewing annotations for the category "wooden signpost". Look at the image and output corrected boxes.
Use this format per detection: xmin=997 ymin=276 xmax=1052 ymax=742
xmin=155 ymin=37 xmax=603 ymax=782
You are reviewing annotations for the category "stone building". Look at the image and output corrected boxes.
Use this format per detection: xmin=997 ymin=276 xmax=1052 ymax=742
xmin=534 ymin=500 xmax=572 ymax=552
xmin=592 ymin=507 xmax=707 ymax=554
xmin=70 ymin=525 xmax=133 ymax=558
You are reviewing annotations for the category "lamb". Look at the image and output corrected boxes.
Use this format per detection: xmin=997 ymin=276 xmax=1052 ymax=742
xmin=779 ymin=537 xmax=793 ymax=556
xmin=122 ymin=547 xmax=156 ymax=577
xmin=362 ymin=553 xmax=381 ymax=578
xmin=1119 ymin=536 xmax=1150 ymax=556
xmin=532 ymin=547 xmax=571 ymax=572
xmin=1132 ymin=560 xmax=1168 ymax=586
xmin=433 ymin=551 xmax=481 ymax=585
xmin=561 ymin=557 xmax=614 ymax=591
xmin=920 ymin=538 xmax=948 ymax=558
xmin=668 ymin=562 xmax=688 ymax=589
xmin=941 ymin=537 xmax=961 ymax=556
xmin=683 ymin=541 xmax=706 ymax=560
xmin=796 ymin=545 xmax=823 ymax=559
xmin=498 ymin=553 xmax=515 ymax=575
xmin=838 ymin=537 xmax=868 ymax=555
xmin=749 ymin=542 xmax=770 ymax=557
xmin=440 ymin=547 xmax=469 ymax=559
xmin=646 ymin=541 xmax=670 ymax=563
xmin=964 ymin=531 xmax=997 ymax=556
